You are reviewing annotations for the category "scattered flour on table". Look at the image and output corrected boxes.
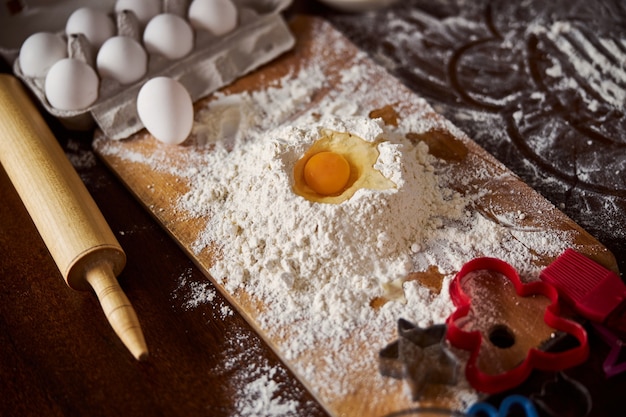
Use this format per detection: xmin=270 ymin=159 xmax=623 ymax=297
xmin=65 ymin=138 xmax=97 ymax=170
xmin=172 ymin=267 xmax=217 ymax=310
xmin=172 ymin=269 xmax=310 ymax=416
xmin=96 ymin=31 xmax=576 ymax=411
xmin=534 ymin=20 xmax=626 ymax=111
xmin=220 ymin=327 xmax=319 ymax=417
xmin=236 ymin=365 xmax=300 ymax=417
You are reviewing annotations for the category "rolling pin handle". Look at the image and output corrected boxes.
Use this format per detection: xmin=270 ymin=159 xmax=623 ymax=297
xmin=85 ymin=260 xmax=149 ymax=361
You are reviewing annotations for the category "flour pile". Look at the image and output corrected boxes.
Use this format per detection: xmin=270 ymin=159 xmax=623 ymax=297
xmin=184 ymin=109 xmax=469 ymax=345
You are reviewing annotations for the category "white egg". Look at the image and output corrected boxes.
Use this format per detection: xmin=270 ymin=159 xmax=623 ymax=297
xmin=143 ymin=14 xmax=194 ymax=60
xmin=188 ymin=0 xmax=238 ymax=37
xmin=18 ymin=32 xmax=68 ymax=78
xmin=137 ymin=77 xmax=194 ymax=145
xmin=97 ymin=36 xmax=147 ymax=84
xmin=45 ymin=58 xmax=99 ymax=111
xmin=65 ymin=7 xmax=116 ymax=50
xmin=114 ymin=0 xmax=161 ymax=25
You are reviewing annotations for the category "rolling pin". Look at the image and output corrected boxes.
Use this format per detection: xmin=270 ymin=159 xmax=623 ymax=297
xmin=0 ymin=74 xmax=148 ymax=361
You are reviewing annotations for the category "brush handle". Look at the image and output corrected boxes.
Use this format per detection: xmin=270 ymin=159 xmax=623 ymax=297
xmin=540 ymin=248 xmax=626 ymax=323
xmin=604 ymin=301 xmax=626 ymax=340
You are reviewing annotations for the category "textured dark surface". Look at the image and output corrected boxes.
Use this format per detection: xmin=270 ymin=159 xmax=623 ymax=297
xmin=0 ymin=1 xmax=624 ymax=416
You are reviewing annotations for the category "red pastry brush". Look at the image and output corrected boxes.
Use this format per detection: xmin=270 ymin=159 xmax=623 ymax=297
xmin=540 ymin=249 xmax=626 ymax=335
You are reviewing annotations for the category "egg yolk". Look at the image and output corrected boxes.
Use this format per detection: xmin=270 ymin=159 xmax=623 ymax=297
xmin=292 ymin=129 xmax=396 ymax=204
xmin=303 ymin=151 xmax=351 ymax=196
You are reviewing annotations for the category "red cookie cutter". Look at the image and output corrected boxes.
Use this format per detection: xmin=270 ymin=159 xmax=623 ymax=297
xmin=446 ymin=257 xmax=589 ymax=394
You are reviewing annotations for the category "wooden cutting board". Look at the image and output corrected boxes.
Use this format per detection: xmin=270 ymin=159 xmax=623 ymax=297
xmin=93 ymin=16 xmax=617 ymax=416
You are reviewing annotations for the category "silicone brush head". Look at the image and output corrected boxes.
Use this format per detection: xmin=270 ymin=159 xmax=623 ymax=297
xmin=540 ymin=249 xmax=626 ymax=323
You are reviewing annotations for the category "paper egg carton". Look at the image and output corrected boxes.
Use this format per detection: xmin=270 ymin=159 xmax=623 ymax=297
xmin=9 ymin=0 xmax=295 ymax=140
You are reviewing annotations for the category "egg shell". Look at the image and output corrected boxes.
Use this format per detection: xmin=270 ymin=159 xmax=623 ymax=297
xmin=19 ymin=32 xmax=68 ymax=78
xmin=188 ymin=0 xmax=238 ymax=37
xmin=45 ymin=58 xmax=99 ymax=111
xmin=65 ymin=7 xmax=116 ymax=50
xmin=137 ymin=77 xmax=194 ymax=145
xmin=143 ymin=14 xmax=194 ymax=60
xmin=114 ymin=0 xmax=161 ymax=25
xmin=97 ymin=36 xmax=147 ymax=84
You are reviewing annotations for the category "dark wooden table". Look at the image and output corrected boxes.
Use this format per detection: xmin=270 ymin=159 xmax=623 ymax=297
xmin=1 ymin=1 xmax=625 ymax=416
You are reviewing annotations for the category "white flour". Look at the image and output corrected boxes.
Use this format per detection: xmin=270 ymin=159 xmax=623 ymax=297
xmin=172 ymin=267 xmax=217 ymax=311
xmin=96 ymin=22 xmax=579 ymax=413
xmin=534 ymin=21 xmax=626 ymax=111
xmin=236 ymin=366 xmax=300 ymax=417
xmin=220 ymin=316 xmax=319 ymax=417
xmin=185 ymin=112 xmax=468 ymax=335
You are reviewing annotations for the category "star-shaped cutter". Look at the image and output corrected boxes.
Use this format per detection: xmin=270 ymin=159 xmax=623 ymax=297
xmin=379 ymin=319 xmax=460 ymax=400
xmin=446 ymin=257 xmax=589 ymax=394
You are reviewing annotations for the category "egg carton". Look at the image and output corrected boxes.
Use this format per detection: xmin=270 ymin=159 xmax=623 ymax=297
xmin=10 ymin=0 xmax=295 ymax=140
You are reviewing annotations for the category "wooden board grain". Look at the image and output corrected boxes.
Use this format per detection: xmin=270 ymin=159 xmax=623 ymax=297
xmin=93 ymin=16 xmax=617 ymax=416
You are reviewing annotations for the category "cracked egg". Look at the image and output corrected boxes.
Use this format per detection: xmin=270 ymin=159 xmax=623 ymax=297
xmin=293 ymin=129 xmax=396 ymax=204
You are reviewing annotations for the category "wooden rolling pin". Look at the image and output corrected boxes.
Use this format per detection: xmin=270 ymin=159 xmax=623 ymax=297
xmin=0 ymin=74 xmax=148 ymax=361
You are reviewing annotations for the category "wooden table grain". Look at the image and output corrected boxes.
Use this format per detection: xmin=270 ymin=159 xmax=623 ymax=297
xmin=1 ymin=2 xmax=625 ymax=416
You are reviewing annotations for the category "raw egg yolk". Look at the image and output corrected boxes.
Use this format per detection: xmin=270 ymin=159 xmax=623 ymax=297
xmin=303 ymin=151 xmax=351 ymax=196
xmin=293 ymin=129 xmax=396 ymax=204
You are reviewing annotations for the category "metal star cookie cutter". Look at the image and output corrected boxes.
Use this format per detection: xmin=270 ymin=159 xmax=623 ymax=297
xmin=379 ymin=319 xmax=460 ymax=400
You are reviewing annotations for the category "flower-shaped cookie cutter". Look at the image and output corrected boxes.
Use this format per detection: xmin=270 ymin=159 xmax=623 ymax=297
xmin=446 ymin=257 xmax=589 ymax=393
